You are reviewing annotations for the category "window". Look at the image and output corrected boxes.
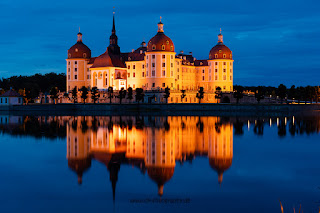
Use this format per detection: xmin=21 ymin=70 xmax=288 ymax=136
xmin=142 ymin=72 xmax=145 ymax=77
xmin=177 ymin=68 xmax=179 ymax=72
xmin=152 ymin=70 xmax=155 ymax=76
xmin=133 ymin=84 xmax=135 ymax=88
xmin=152 ymin=55 xmax=155 ymax=59
xmin=75 ymin=68 xmax=77 ymax=72
xmin=215 ymin=69 xmax=218 ymax=73
xmin=215 ymin=76 xmax=218 ymax=80
xmin=163 ymin=71 xmax=165 ymax=76
xmin=68 ymin=75 xmax=70 ymax=80
xmin=152 ymin=63 xmax=155 ymax=67
xmin=170 ymin=46 xmax=173 ymax=51
xmin=223 ymin=69 xmax=226 ymax=73
xmin=162 ymin=63 xmax=165 ymax=67
xmin=162 ymin=83 xmax=165 ymax=87
xmin=128 ymin=73 xmax=130 ymax=78
xmin=215 ymin=54 xmax=218 ymax=58
xmin=128 ymin=65 xmax=131 ymax=69
xmin=171 ymin=63 xmax=173 ymax=67
xmin=219 ymin=50 xmax=222 ymax=53
xmin=171 ymin=71 xmax=173 ymax=76
xmin=142 ymin=64 xmax=145 ymax=69
xmin=209 ymin=69 xmax=211 ymax=73
xmin=215 ymin=62 xmax=218 ymax=66
xmin=68 ymin=62 xmax=70 ymax=65
xmin=5 ymin=98 xmax=7 ymax=103
xmin=87 ymin=68 xmax=90 ymax=72
xmin=0 ymin=98 xmax=2 ymax=103
xmin=223 ymin=75 xmax=226 ymax=80
xmin=209 ymin=76 xmax=211 ymax=81
xmin=87 ymin=75 xmax=90 ymax=79
xmin=223 ymin=86 xmax=226 ymax=90
xmin=152 ymin=83 xmax=155 ymax=87
xmin=133 ymin=72 xmax=136 ymax=77
xmin=230 ymin=76 xmax=232 ymax=80
xmin=202 ymin=76 xmax=205 ymax=81
xmin=75 ymin=61 xmax=77 ymax=65
xmin=202 ymin=70 xmax=205 ymax=73
xmin=75 ymin=75 xmax=77 ymax=80
xmin=146 ymin=63 xmax=148 ymax=68
xmin=230 ymin=69 xmax=232 ymax=73
xmin=68 ymin=68 xmax=70 ymax=72
xmin=133 ymin=65 xmax=136 ymax=69
xmin=223 ymin=62 xmax=226 ymax=65
xmin=171 ymin=83 xmax=173 ymax=87
xmin=147 ymin=56 xmax=148 ymax=59
xmin=152 ymin=45 xmax=156 ymax=50
xmin=171 ymin=55 xmax=173 ymax=59
xmin=162 ymin=55 xmax=165 ymax=59
xmin=162 ymin=45 xmax=165 ymax=50
xmin=223 ymin=54 xmax=226 ymax=58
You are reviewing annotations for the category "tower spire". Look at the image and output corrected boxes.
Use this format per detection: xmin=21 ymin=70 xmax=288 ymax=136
xmin=218 ymin=28 xmax=223 ymax=44
xmin=108 ymin=10 xmax=120 ymax=55
xmin=112 ymin=11 xmax=116 ymax=34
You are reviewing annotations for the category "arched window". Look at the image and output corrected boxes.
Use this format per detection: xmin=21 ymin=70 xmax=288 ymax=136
xmin=162 ymin=45 xmax=165 ymax=50
xmin=152 ymin=45 xmax=156 ymax=50
xmin=223 ymin=54 xmax=226 ymax=58
xmin=170 ymin=46 xmax=173 ymax=51
xmin=94 ymin=73 xmax=98 ymax=87
xmin=215 ymin=54 xmax=218 ymax=58
xmin=104 ymin=73 xmax=108 ymax=86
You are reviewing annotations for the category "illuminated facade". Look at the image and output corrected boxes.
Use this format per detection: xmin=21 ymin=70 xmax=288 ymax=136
xmin=66 ymin=116 xmax=234 ymax=196
xmin=67 ymin=15 xmax=234 ymax=103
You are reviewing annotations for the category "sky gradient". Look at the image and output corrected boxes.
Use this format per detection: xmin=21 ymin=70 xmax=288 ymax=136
xmin=0 ymin=0 xmax=319 ymax=86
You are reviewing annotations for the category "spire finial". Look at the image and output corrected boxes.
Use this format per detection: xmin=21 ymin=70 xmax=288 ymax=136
xmin=113 ymin=6 xmax=115 ymax=15
xmin=220 ymin=28 xmax=222 ymax=34
xmin=160 ymin=16 xmax=162 ymax=22
xmin=218 ymin=28 xmax=223 ymax=43
xmin=79 ymin=27 xmax=81 ymax=33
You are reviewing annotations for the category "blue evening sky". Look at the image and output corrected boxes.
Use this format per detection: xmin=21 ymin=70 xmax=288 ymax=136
xmin=0 ymin=0 xmax=319 ymax=86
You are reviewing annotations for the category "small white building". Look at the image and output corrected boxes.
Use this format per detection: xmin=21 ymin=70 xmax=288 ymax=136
xmin=0 ymin=89 xmax=23 ymax=105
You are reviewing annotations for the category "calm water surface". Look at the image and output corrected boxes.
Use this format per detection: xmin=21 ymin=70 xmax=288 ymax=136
xmin=0 ymin=115 xmax=319 ymax=213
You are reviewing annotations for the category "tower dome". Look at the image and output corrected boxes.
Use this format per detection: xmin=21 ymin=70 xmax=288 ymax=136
xmin=68 ymin=31 xmax=91 ymax=59
xmin=147 ymin=19 xmax=175 ymax=52
xmin=209 ymin=29 xmax=232 ymax=60
xmin=147 ymin=167 xmax=174 ymax=196
xmin=209 ymin=158 xmax=232 ymax=184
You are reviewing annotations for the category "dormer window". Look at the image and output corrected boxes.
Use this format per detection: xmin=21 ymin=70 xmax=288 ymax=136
xmin=219 ymin=50 xmax=222 ymax=53
xmin=170 ymin=46 xmax=173 ymax=51
xmin=223 ymin=54 xmax=226 ymax=58
xmin=162 ymin=45 xmax=165 ymax=50
xmin=83 ymin=53 xmax=86 ymax=58
xmin=152 ymin=45 xmax=156 ymax=50
xmin=128 ymin=57 xmax=131 ymax=61
xmin=215 ymin=54 xmax=218 ymax=58
xmin=230 ymin=54 xmax=232 ymax=58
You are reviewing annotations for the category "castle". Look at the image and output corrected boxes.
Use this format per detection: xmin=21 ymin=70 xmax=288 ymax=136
xmin=67 ymin=15 xmax=234 ymax=103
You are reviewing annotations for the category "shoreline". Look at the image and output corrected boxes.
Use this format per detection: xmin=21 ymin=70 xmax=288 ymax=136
xmin=1 ymin=103 xmax=319 ymax=117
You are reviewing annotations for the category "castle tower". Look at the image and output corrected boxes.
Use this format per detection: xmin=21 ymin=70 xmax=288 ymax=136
xmin=67 ymin=117 xmax=92 ymax=184
xmin=208 ymin=29 xmax=234 ymax=93
xmin=66 ymin=30 xmax=92 ymax=91
xmin=108 ymin=13 xmax=121 ymax=55
xmin=208 ymin=119 xmax=233 ymax=185
xmin=145 ymin=18 xmax=177 ymax=90
xmin=145 ymin=125 xmax=175 ymax=196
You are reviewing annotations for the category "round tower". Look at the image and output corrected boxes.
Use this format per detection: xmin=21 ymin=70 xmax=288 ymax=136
xmin=208 ymin=29 xmax=234 ymax=93
xmin=66 ymin=30 xmax=92 ymax=91
xmin=145 ymin=18 xmax=176 ymax=90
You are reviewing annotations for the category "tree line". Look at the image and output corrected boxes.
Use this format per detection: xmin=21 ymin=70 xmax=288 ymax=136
xmin=233 ymin=84 xmax=320 ymax=104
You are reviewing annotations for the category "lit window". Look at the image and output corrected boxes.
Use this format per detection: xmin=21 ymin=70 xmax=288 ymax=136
xmin=171 ymin=63 xmax=173 ymax=67
xmin=133 ymin=72 xmax=136 ymax=77
xmin=215 ymin=76 xmax=218 ymax=80
xmin=202 ymin=76 xmax=205 ymax=81
xmin=133 ymin=84 xmax=135 ymax=88
xmin=166 ymin=41 xmax=169 ymax=45
xmin=215 ymin=62 xmax=218 ymax=66
xmin=219 ymin=50 xmax=222 ymax=53
xmin=171 ymin=71 xmax=173 ymax=76
xmin=128 ymin=65 xmax=131 ymax=69
xmin=162 ymin=45 xmax=165 ymax=50
xmin=142 ymin=64 xmax=145 ymax=69
xmin=215 ymin=54 xmax=218 ymax=58
xmin=223 ymin=62 xmax=226 ymax=65
xmin=223 ymin=54 xmax=226 ymax=58
xmin=133 ymin=65 xmax=136 ymax=69
xmin=223 ymin=69 xmax=226 ymax=72
xmin=142 ymin=72 xmax=145 ymax=77
xmin=170 ymin=46 xmax=173 ymax=51
xmin=171 ymin=55 xmax=173 ymax=59
xmin=223 ymin=75 xmax=226 ymax=80
xmin=128 ymin=73 xmax=130 ymax=78
xmin=215 ymin=69 xmax=218 ymax=73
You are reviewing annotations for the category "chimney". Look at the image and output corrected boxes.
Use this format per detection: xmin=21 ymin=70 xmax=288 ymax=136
xmin=180 ymin=50 xmax=184 ymax=54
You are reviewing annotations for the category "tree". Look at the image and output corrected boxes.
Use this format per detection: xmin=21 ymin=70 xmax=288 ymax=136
xmin=215 ymin=87 xmax=222 ymax=103
xmin=71 ymin=87 xmax=78 ymax=104
xmin=91 ymin=87 xmax=99 ymax=104
xmin=233 ymin=86 xmax=244 ymax=104
xmin=117 ymin=88 xmax=126 ymax=104
xmin=80 ymin=86 xmax=88 ymax=104
xmin=127 ymin=87 xmax=133 ymax=103
xmin=164 ymin=87 xmax=170 ymax=103
xmin=50 ymin=87 xmax=58 ymax=104
xmin=255 ymin=86 xmax=265 ymax=104
xmin=135 ymin=88 xmax=144 ymax=104
xmin=108 ymin=87 xmax=114 ymax=104
xmin=288 ymin=85 xmax=296 ymax=102
xmin=180 ymin=90 xmax=186 ymax=102
xmin=196 ymin=87 xmax=204 ymax=104
xmin=277 ymin=84 xmax=287 ymax=104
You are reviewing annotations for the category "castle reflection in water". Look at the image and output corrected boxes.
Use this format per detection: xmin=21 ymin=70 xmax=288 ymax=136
xmin=66 ymin=116 xmax=233 ymax=198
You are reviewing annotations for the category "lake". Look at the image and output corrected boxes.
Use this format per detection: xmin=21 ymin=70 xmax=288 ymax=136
xmin=0 ymin=115 xmax=319 ymax=213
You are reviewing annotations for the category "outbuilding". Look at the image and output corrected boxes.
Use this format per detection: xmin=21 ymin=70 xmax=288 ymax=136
xmin=0 ymin=89 xmax=23 ymax=105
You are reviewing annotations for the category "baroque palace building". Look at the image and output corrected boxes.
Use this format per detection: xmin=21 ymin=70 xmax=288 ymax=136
xmin=67 ymin=15 xmax=234 ymax=103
